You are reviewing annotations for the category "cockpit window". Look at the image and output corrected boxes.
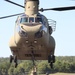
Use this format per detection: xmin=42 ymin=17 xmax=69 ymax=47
xmin=29 ymin=17 xmax=34 ymax=22
xmin=35 ymin=17 xmax=42 ymax=23
xmin=20 ymin=17 xmax=28 ymax=23
xmin=20 ymin=17 xmax=43 ymax=24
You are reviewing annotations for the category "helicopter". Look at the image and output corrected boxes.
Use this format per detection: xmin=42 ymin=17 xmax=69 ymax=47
xmin=0 ymin=0 xmax=75 ymax=69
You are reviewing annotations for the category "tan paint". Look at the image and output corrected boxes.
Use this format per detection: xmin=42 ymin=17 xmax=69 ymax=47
xmin=9 ymin=24 xmax=55 ymax=60
xmin=25 ymin=1 xmax=38 ymax=16
xmin=9 ymin=0 xmax=55 ymax=60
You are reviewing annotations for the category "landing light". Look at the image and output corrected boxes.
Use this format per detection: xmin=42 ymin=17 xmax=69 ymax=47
xmin=34 ymin=40 xmax=37 ymax=43
xmin=26 ymin=40 xmax=28 ymax=43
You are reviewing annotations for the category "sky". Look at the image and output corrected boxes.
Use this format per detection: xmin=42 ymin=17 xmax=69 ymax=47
xmin=0 ymin=0 xmax=75 ymax=57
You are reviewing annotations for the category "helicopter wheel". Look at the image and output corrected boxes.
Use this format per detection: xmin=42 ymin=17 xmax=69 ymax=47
xmin=48 ymin=55 xmax=55 ymax=63
xmin=10 ymin=55 xmax=18 ymax=68
xmin=48 ymin=55 xmax=55 ymax=69
xmin=50 ymin=62 xmax=53 ymax=69
xmin=52 ymin=55 xmax=55 ymax=63
xmin=10 ymin=55 xmax=13 ymax=63
xmin=14 ymin=55 xmax=17 ymax=63
xmin=48 ymin=55 xmax=51 ymax=63
xmin=14 ymin=55 xmax=18 ymax=68
xmin=15 ymin=62 xmax=18 ymax=68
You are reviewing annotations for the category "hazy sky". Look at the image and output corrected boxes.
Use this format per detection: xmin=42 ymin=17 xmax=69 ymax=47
xmin=0 ymin=0 xmax=75 ymax=57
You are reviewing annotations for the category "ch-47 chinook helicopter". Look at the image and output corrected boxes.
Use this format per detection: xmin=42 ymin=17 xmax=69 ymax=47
xmin=0 ymin=0 xmax=75 ymax=69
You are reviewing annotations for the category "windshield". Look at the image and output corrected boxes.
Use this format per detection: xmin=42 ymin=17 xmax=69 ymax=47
xmin=29 ymin=17 xmax=34 ymax=23
xmin=20 ymin=17 xmax=28 ymax=23
xmin=20 ymin=17 xmax=43 ymax=24
xmin=35 ymin=17 xmax=42 ymax=23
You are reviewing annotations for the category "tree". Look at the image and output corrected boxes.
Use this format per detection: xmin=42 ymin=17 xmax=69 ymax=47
xmin=37 ymin=61 xmax=50 ymax=74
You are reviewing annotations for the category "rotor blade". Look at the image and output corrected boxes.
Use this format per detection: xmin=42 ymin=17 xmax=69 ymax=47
xmin=5 ymin=0 xmax=24 ymax=8
xmin=39 ymin=6 xmax=75 ymax=12
xmin=0 ymin=13 xmax=23 ymax=19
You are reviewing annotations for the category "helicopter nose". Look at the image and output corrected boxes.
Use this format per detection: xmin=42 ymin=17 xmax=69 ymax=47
xmin=19 ymin=24 xmax=42 ymax=37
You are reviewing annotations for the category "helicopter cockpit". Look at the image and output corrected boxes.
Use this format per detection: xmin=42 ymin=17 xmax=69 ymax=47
xmin=16 ymin=13 xmax=49 ymax=27
xmin=15 ymin=14 xmax=49 ymax=37
xmin=20 ymin=16 xmax=43 ymax=24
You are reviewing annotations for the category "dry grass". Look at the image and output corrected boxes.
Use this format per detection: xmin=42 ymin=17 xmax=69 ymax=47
xmin=50 ymin=73 xmax=75 ymax=75
xmin=39 ymin=73 xmax=75 ymax=75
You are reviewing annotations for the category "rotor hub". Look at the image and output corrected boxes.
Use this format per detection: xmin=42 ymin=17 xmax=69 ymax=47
xmin=25 ymin=0 xmax=39 ymax=5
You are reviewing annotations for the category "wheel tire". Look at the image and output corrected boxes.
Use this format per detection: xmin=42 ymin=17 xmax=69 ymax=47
xmin=48 ymin=56 xmax=51 ymax=63
xmin=14 ymin=55 xmax=17 ymax=63
xmin=15 ymin=63 xmax=18 ymax=68
xmin=10 ymin=55 xmax=13 ymax=63
xmin=50 ymin=62 xmax=53 ymax=69
xmin=51 ymin=55 xmax=55 ymax=63
xmin=53 ymin=55 xmax=55 ymax=63
xmin=48 ymin=55 xmax=55 ymax=63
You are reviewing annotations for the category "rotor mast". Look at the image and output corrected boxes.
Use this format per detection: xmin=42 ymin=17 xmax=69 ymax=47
xmin=25 ymin=0 xmax=39 ymax=16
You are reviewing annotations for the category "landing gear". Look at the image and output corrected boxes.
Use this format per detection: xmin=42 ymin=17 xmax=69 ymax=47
xmin=50 ymin=62 xmax=53 ymax=69
xmin=10 ymin=55 xmax=13 ymax=63
xmin=10 ymin=55 xmax=18 ymax=68
xmin=14 ymin=55 xmax=17 ymax=63
xmin=14 ymin=55 xmax=18 ymax=68
xmin=48 ymin=55 xmax=55 ymax=69
xmin=14 ymin=62 xmax=18 ymax=68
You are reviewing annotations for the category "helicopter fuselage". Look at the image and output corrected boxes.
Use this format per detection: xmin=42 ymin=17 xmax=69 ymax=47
xmin=9 ymin=13 xmax=55 ymax=60
xmin=2 ymin=0 xmax=74 ymax=68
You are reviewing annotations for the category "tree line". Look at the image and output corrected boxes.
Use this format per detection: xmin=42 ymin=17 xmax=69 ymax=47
xmin=0 ymin=56 xmax=75 ymax=75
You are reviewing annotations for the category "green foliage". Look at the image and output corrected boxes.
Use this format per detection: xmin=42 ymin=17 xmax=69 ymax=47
xmin=37 ymin=61 xmax=50 ymax=73
xmin=0 ymin=56 xmax=75 ymax=75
